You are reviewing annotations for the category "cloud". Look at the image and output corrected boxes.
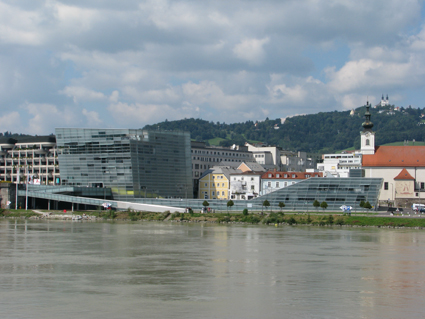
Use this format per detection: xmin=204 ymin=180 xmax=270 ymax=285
xmin=0 ymin=112 xmax=21 ymax=133
xmin=60 ymin=86 xmax=106 ymax=103
xmin=24 ymin=103 xmax=77 ymax=135
xmin=82 ymin=109 xmax=102 ymax=126
xmin=233 ymin=37 xmax=270 ymax=65
xmin=0 ymin=0 xmax=425 ymax=134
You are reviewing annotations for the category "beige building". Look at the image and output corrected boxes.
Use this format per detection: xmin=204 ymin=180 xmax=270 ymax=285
xmin=360 ymin=101 xmax=425 ymax=207
xmin=0 ymin=136 xmax=60 ymax=185
xmin=198 ymin=166 xmax=241 ymax=200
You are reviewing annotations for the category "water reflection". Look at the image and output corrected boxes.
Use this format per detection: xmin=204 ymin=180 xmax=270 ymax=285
xmin=1 ymin=220 xmax=425 ymax=319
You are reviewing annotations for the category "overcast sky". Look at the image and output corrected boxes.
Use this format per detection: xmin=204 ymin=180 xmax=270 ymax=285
xmin=1 ymin=0 xmax=425 ymax=134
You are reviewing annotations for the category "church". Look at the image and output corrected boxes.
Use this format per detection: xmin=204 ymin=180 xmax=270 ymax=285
xmin=360 ymin=101 xmax=425 ymax=208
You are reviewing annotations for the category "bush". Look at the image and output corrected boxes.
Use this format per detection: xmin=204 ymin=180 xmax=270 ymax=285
xmin=335 ymin=217 xmax=345 ymax=225
xmin=242 ymin=208 xmax=249 ymax=216
xmin=288 ymin=216 xmax=297 ymax=225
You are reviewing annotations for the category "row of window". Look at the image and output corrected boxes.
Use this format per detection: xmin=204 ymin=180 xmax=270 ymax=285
xmin=204 ymin=183 xmax=226 ymax=187
xmin=384 ymin=182 xmax=425 ymax=190
xmin=192 ymin=149 xmax=250 ymax=157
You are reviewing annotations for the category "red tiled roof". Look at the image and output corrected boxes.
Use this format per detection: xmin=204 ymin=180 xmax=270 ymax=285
xmin=362 ymin=146 xmax=425 ymax=167
xmin=261 ymin=171 xmax=323 ymax=179
xmin=394 ymin=168 xmax=415 ymax=180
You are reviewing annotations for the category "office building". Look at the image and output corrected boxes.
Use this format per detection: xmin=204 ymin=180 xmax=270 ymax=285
xmin=56 ymin=128 xmax=192 ymax=201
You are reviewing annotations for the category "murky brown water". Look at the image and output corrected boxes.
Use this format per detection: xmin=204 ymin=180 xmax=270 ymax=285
xmin=1 ymin=219 xmax=425 ymax=319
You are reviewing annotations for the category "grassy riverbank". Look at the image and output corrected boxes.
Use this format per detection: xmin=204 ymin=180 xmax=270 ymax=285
xmin=3 ymin=209 xmax=425 ymax=228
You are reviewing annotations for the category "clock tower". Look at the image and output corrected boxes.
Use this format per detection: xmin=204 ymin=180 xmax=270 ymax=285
xmin=360 ymin=101 xmax=375 ymax=155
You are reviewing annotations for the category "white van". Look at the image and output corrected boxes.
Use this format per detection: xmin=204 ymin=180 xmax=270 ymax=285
xmin=412 ymin=203 xmax=425 ymax=211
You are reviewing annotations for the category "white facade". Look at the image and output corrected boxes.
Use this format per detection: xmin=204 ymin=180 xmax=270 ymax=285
xmin=364 ymin=167 xmax=425 ymax=203
xmin=360 ymin=131 xmax=375 ymax=155
xmin=229 ymin=173 xmax=261 ymax=200
xmin=261 ymin=177 xmax=297 ymax=195
xmin=0 ymin=137 xmax=60 ymax=185
xmin=317 ymin=153 xmax=362 ymax=177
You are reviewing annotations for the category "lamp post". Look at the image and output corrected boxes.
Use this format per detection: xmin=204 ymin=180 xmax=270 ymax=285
xmin=390 ymin=183 xmax=394 ymax=207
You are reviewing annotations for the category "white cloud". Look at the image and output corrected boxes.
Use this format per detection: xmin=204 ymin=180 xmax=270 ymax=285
xmin=24 ymin=103 xmax=77 ymax=135
xmin=0 ymin=0 xmax=425 ymax=133
xmin=0 ymin=112 xmax=21 ymax=133
xmin=82 ymin=109 xmax=102 ymax=126
xmin=60 ymin=86 xmax=106 ymax=103
xmin=233 ymin=37 xmax=270 ymax=66
xmin=107 ymin=101 xmax=186 ymax=126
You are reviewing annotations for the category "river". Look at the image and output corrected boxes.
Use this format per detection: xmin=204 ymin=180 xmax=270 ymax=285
xmin=0 ymin=219 xmax=424 ymax=319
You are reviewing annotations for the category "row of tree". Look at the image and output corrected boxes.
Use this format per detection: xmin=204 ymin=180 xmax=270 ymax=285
xmin=200 ymin=199 xmax=372 ymax=212
xmin=144 ymin=104 xmax=425 ymax=153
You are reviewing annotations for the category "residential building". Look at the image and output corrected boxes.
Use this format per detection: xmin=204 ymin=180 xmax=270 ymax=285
xmin=260 ymin=171 xmax=323 ymax=195
xmin=229 ymin=171 xmax=262 ymax=200
xmin=198 ymin=166 xmax=241 ymax=199
xmin=191 ymin=141 xmax=253 ymax=197
xmin=56 ymin=128 xmax=192 ymax=201
xmin=0 ymin=136 xmax=60 ymax=185
xmin=317 ymin=152 xmax=362 ymax=177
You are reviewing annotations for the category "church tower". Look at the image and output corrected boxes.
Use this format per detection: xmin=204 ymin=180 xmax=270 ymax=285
xmin=360 ymin=101 xmax=375 ymax=155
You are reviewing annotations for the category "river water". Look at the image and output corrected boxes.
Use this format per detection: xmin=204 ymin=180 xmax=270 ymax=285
xmin=1 ymin=219 xmax=425 ymax=319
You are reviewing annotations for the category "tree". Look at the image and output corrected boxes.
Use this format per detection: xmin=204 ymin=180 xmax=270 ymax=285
xmin=202 ymin=200 xmax=209 ymax=208
xmin=320 ymin=201 xmax=328 ymax=211
xmin=262 ymin=199 xmax=270 ymax=212
xmin=359 ymin=200 xmax=365 ymax=208
xmin=364 ymin=201 xmax=372 ymax=210
xmin=227 ymin=200 xmax=234 ymax=212
xmin=313 ymin=200 xmax=320 ymax=211
xmin=278 ymin=202 xmax=285 ymax=212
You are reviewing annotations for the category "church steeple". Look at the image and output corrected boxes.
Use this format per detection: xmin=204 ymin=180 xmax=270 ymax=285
xmin=362 ymin=101 xmax=374 ymax=131
xmin=360 ymin=100 xmax=375 ymax=155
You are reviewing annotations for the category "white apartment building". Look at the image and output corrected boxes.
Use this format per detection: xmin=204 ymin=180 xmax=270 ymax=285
xmin=0 ymin=136 xmax=60 ymax=185
xmin=317 ymin=153 xmax=362 ymax=177
xmin=229 ymin=171 xmax=262 ymax=200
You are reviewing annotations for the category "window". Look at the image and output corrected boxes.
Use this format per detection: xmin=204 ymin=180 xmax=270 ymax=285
xmin=268 ymin=174 xmax=272 ymax=177
xmin=276 ymin=174 xmax=280 ymax=178
xmin=421 ymin=183 xmax=424 ymax=189
xmin=366 ymin=139 xmax=370 ymax=146
xmin=251 ymin=185 xmax=255 ymax=190
xmin=222 ymin=183 xmax=225 ymax=187
xmin=205 ymin=183 xmax=207 ymax=187
xmin=212 ymin=191 xmax=215 ymax=196
xmin=268 ymin=182 xmax=271 ymax=187
xmin=222 ymin=191 xmax=225 ymax=196
xmin=384 ymin=182 xmax=388 ymax=190
xmin=276 ymin=182 xmax=279 ymax=187
xmin=292 ymin=174 xmax=296 ymax=178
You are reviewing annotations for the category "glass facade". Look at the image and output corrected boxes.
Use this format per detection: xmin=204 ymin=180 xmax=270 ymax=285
xmin=253 ymin=177 xmax=383 ymax=211
xmin=131 ymin=177 xmax=383 ymax=211
xmin=55 ymin=128 xmax=192 ymax=201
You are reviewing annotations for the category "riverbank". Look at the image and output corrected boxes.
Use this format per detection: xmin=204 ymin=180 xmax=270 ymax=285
xmin=2 ymin=209 xmax=425 ymax=228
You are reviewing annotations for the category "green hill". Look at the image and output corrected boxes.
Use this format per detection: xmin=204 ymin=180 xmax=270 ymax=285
xmin=143 ymin=105 xmax=425 ymax=153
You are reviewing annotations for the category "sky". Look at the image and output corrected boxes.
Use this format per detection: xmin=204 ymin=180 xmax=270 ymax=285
xmin=1 ymin=0 xmax=425 ymax=135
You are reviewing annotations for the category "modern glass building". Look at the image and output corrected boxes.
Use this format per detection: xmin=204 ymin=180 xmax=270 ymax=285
xmin=55 ymin=128 xmax=192 ymax=201
xmin=133 ymin=177 xmax=383 ymax=212
xmin=252 ymin=177 xmax=383 ymax=211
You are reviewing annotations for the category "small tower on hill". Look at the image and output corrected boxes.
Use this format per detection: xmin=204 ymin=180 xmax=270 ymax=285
xmin=360 ymin=101 xmax=375 ymax=155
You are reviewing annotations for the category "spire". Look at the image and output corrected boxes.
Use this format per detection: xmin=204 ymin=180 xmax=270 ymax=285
xmin=362 ymin=101 xmax=373 ymax=131
xmin=386 ymin=94 xmax=388 ymax=101
xmin=382 ymin=94 xmax=384 ymax=100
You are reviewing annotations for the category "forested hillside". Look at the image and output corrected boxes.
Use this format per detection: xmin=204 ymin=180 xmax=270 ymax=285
xmin=143 ymin=105 xmax=425 ymax=153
